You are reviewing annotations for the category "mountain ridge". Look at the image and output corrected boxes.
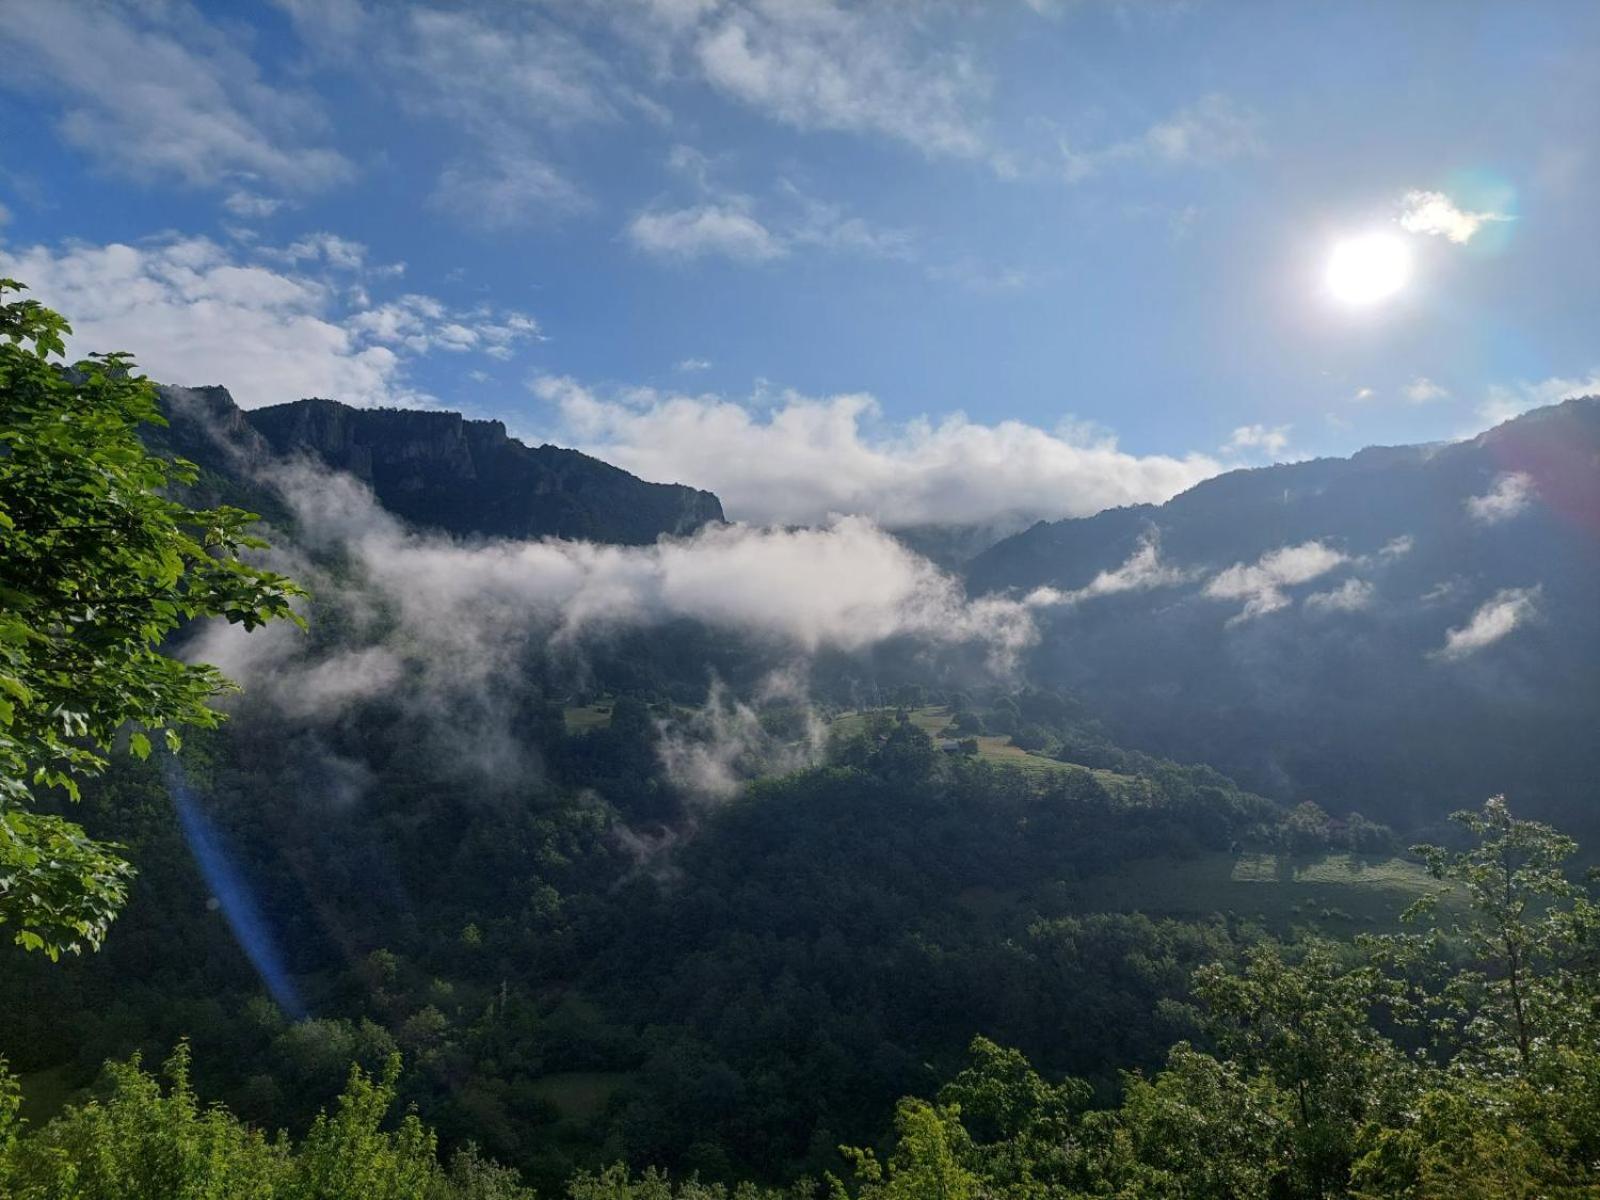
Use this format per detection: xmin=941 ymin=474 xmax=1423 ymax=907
xmin=155 ymin=385 xmax=726 ymax=546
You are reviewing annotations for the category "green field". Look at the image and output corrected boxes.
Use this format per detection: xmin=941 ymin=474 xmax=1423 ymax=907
xmin=1060 ymin=850 xmax=1452 ymax=932
xmin=830 ymin=705 xmax=1135 ymax=785
xmin=562 ymin=703 xmax=613 ymax=733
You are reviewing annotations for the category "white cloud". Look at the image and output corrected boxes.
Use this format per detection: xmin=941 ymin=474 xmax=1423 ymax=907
xmin=1142 ymin=94 xmax=1264 ymax=166
xmin=430 ymin=152 xmax=590 ymax=229
xmin=1379 ymin=535 xmax=1414 ymax=560
xmin=1434 ymin=587 xmax=1540 ymax=660
xmin=1062 ymin=93 xmax=1263 ymax=182
xmin=224 ymin=191 xmax=286 ymax=219
xmin=1479 ymin=371 xmax=1600 ymax=424
xmin=0 ymin=0 xmax=348 ymax=192
xmin=1404 ymin=376 xmax=1449 ymax=403
xmin=532 ymin=376 xmax=1220 ymax=526
xmin=271 ymin=232 xmax=375 ymax=272
xmin=211 ymin=462 xmax=1037 ymax=677
xmin=1399 ymin=190 xmax=1512 ymax=244
xmin=278 ymin=1 xmax=608 ymax=226
xmin=1025 ymin=533 xmax=1193 ymax=607
xmin=1303 ymin=577 xmax=1374 ymax=616
xmin=1465 ymin=472 xmax=1536 ymax=526
xmin=1225 ymin=423 xmax=1291 ymax=458
xmin=626 ymin=205 xmax=789 ymax=263
xmin=655 ymin=677 xmax=826 ymax=805
xmin=676 ymin=357 xmax=713 ymax=372
xmin=687 ymin=3 xmax=989 ymax=159
xmin=625 ymin=182 xmax=911 ymax=267
xmin=185 ymin=455 xmax=1039 ymax=792
xmin=0 ymin=235 xmax=538 ymax=409
xmin=1204 ymin=542 xmax=1348 ymax=623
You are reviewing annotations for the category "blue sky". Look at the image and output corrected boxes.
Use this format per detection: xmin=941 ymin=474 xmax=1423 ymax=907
xmin=1 ymin=0 xmax=1596 ymax=526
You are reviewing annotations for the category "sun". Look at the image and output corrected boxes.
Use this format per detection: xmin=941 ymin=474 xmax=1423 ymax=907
xmin=1325 ymin=232 xmax=1412 ymax=306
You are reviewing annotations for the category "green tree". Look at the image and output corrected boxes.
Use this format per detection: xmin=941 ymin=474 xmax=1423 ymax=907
xmin=0 ymin=280 xmax=305 ymax=957
xmin=1407 ymin=795 xmax=1597 ymax=1074
xmin=839 ymin=1098 xmax=977 ymax=1200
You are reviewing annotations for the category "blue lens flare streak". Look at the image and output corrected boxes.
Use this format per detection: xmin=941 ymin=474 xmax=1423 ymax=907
xmin=165 ymin=760 xmax=306 ymax=1020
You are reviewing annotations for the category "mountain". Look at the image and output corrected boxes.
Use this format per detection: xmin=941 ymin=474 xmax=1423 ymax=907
xmin=156 ymin=386 xmax=725 ymax=545
xmin=968 ymin=398 xmax=1600 ymax=830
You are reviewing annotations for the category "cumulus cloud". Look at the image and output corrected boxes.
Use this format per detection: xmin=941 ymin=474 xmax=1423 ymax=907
xmin=1025 ymin=533 xmax=1194 ymax=607
xmin=676 ymin=357 xmax=713 ymax=372
xmin=1225 ymin=423 xmax=1291 ymax=458
xmin=0 ymin=235 xmax=538 ymax=408
xmin=1465 ymin=472 xmax=1536 ymax=525
xmin=1399 ymin=190 xmax=1512 ymax=244
xmin=1434 ymin=587 xmax=1540 ymax=660
xmin=1303 ymin=577 xmax=1374 ymax=616
xmin=0 ymin=0 xmax=348 ymax=193
xmin=1204 ymin=541 xmax=1348 ymax=623
xmin=533 ymin=376 xmax=1220 ymax=527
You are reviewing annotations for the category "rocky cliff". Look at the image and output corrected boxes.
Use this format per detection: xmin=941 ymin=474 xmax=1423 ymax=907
xmin=158 ymin=388 xmax=724 ymax=545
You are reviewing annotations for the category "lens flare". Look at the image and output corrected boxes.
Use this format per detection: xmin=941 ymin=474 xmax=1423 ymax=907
xmin=166 ymin=760 xmax=306 ymax=1019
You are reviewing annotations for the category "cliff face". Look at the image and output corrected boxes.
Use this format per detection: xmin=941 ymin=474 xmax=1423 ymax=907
xmin=159 ymin=389 xmax=724 ymax=545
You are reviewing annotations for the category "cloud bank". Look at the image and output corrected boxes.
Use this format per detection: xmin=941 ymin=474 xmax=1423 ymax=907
xmin=534 ymin=377 xmax=1220 ymax=527
xmin=192 ymin=455 xmax=1037 ymax=708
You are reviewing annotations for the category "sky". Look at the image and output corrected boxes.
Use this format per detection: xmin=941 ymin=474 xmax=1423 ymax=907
xmin=1 ymin=0 xmax=1596 ymax=527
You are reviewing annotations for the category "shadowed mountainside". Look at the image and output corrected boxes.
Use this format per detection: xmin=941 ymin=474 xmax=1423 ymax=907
xmin=967 ymin=398 xmax=1600 ymax=829
xmin=156 ymin=386 xmax=725 ymax=545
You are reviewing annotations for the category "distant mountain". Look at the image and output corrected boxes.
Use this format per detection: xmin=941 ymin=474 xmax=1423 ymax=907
xmin=156 ymin=387 xmax=725 ymax=545
xmin=968 ymin=399 xmax=1600 ymax=830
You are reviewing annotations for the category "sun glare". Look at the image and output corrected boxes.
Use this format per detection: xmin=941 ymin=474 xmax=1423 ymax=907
xmin=1325 ymin=232 xmax=1412 ymax=306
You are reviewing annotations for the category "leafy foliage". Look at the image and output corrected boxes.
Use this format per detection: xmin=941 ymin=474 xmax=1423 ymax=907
xmin=0 ymin=1044 xmax=532 ymax=1199
xmin=840 ymin=797 xmax=1600 ymax=1199
xmin=0 ymin=281 xmax=304 ymax=956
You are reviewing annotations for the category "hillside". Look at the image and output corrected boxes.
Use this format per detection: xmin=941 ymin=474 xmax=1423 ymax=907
xmin=967 ymin=398 xmax=1600 ymax=829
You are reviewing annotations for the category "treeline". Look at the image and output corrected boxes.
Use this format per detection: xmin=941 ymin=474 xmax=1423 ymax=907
xmin=5 ymin=798 xmax=1598 ymax=1197
xmin=5 ymin=709 xmax=1295 ymax=1187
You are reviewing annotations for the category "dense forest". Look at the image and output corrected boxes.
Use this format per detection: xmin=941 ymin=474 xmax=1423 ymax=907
xmin=5 ymin=282 xmax=1599 ymax=1199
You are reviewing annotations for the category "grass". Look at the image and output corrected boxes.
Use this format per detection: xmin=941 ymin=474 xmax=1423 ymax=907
xmin=563 ymin=703 xmax=613 ymax=733
xmin=1060 ymin=850 xmax=1455 ymax=932
xmin=527 ymin=1071 xmax=634 ymax=1122
xmin=830 ymin=706 xmax=1136 ymax=786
